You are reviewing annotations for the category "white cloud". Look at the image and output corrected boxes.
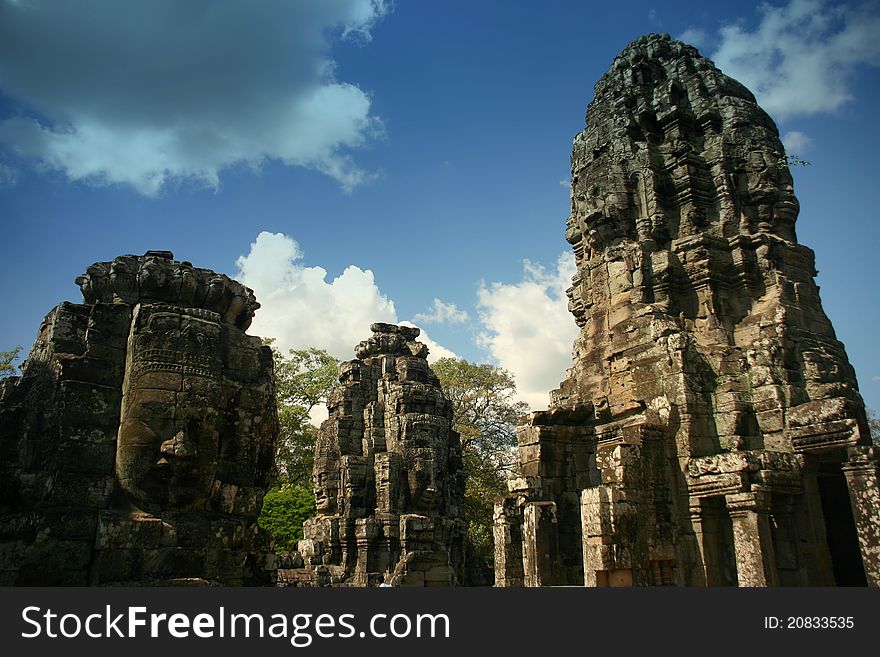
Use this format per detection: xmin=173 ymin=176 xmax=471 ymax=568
xmin=413 ymin=298 xmax=469 ymax=325
xmin=710 ymin=0 xmax=880 ymax=120
xmin=0 ymin=162 xmax=18 ymax=187
xmin=782 ymin=130 xmax=814 ymax=153
xmin=0 ymin=1 xmax=388 ymax=196
xmin=235 ymin=231 xmax=457 ymax=364
xmin=476 ymin=252 xmax=578 ymax=411
xmin=678 ymin=27 xmax=709 ymax=48
xmin=398 ymin=321 xmax=458 ymax=362
xmin=235 ymin=231 xmax=396 ymax=360
xmin=236 ymin=231 xmax=458 ymax=427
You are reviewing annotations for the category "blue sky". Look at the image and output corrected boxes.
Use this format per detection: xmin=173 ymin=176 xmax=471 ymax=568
xmin=1 ymin=0 xmax=879 ymax=412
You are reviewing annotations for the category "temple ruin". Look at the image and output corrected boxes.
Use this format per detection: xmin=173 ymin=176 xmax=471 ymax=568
xmin=277 ymin=323 xmax=476 ymax=586
xmin=494 ymin=34 xmax=879 ymax=587
xmin=0 ymin=251 xmax=278 ymax=585
xmin=1 ymin=33 xmax=876 ymax=591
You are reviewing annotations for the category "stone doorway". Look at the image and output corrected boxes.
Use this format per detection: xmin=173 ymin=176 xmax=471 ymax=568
xmin=817 ymin=471 xmax=867 ymax=586
xmin=700 ymin=497 xmax=738 ymax=587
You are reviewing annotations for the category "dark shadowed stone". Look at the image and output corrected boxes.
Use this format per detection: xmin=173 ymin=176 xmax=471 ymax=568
xmin=276 ymin=323 xmax=482 ymax=587
xmin=0 ymin=252 xmax=278 ymax=586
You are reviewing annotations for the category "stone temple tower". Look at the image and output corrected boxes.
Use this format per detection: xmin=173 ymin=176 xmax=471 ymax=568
xmin=494 ymin=34 xmax=878 ymax=587
xmin=277 ymin=323 xmax=475 ymax=586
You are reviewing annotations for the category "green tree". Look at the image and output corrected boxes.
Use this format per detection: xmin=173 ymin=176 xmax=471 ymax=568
xmin=266 ymin=341 xmax=340 ymax=487
xmin=432 ymin=358 xmax=530 ymax=564
xmin=257 ymin=484 xmax=317 ymax=552
xmin=258 ymin=342 xmax=339 ymax=552
xmin=783 ymin=154 xmax=811 ymax=167
xmin=868 ymin=408 xmax=880 ymax=447
xmin=0 ymin=345 xmax=22 ymax=378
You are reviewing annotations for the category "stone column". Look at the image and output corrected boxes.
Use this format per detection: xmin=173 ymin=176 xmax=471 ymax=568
xmin=687 ymin=498 xmax=709 ymax=587
xmin=523 ymin=501 xmax=559 ymax=587
xmin=767 ymin=496 xmax=802 ymax=585
xmin=492 ymin=500 xmax=524 ymax=587
xmin=725 ymin=491 xmax=779 ymax=587
xmin=354 ymin=518 xmax=373 ymax=586
xmin=841 ymin=446 xmax=880 ymax=587
xmin=581 ymin=486 xmax=613 ymax=587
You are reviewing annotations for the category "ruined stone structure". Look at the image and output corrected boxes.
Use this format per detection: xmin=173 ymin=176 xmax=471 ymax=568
xmin=277 ymin=323 xmax=473 ymax=586
xmin=0 ymin=251 xmax=277 ymax=585
xmin=494 ymin=34 xmax=878 ymax=587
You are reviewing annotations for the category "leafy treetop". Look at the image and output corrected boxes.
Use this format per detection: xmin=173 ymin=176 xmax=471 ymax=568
xmin=0 ymin=345 xmax=22 ymax=378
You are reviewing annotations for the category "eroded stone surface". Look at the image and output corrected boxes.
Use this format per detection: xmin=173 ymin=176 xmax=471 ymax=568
xmin=276 ymin=323 xmax=479 ymax=587
xmin=495 ymin=34 xmax=878 ymax=587
xmin=0 ymin=251 xmax=277 ymax=585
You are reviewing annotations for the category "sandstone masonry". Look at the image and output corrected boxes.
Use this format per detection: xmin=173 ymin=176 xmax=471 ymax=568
xmin=494 ymin=34 xmax=878 ymax=588
xmin=0 ymin=251 xmax=277 ymax=585
xmin=277 ymin=323 xmax=475 ymax=586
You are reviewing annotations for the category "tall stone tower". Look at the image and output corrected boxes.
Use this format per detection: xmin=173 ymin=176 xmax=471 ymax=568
xmin=0 ymin=251 xmax=278 ymax=585
xmin=494 ymin=34 xmax=878 ymax=587
xmin=277 ymin=323 xmax=475 ymax=587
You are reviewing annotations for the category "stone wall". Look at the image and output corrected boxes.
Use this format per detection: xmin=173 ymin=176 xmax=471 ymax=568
xmin=494 ymin=34 xmax=878 ymax=587
xmin=277 ymin=323 xmax=478 ymax=587
xmin=0 ymin=251 xmax=277 ymax=585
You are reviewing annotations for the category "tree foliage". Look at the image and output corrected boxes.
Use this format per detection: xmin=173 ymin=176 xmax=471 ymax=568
xmin=868 ymin=408 xmax=880 ymax=447
xmin=0 ymin=345 xmax=22 ymax=378
xmin=266 ymin=341 xmax=339 ymax=487
xmin=258 ymin=342 xmax=339 ymax=551
xmin=432 ymin=357 xmax=530 ymax=564
xmin=783 ymin=154 xmax=811 ymax=168
xmin=257 ymin=484 xmax=317 ymax=552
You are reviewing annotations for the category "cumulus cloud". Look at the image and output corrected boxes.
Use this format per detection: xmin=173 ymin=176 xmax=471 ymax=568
xmin=413 ymin=298 xmax=470 ymax=325
xmin=782 ymin=130 xmax=814 ymax=153
xmin=398 ymin=321 xmax=458 ymax=362
xmin=235 ymin=231 xmax=396 ymax=360
xmin=710 ymin=0 xmax=880 ymax=121
xmin=476 ymin=252 xmax=578 ymax=411
xmin=0 ymin=0 xmax=388 ymax=196
xmin=235 ymin=231 xmax=456 ymax=365
xmin=678 ymin=27 xmax=709 ymax=49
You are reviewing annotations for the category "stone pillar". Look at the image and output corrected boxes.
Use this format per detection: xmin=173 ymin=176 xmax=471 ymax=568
xmin=354 ymin=518 xmax=374 ymax=586
xmin=581 ymin=486 xmax=613 ymax=587
xmin=841 ymin=446 xmax=880 ymax=587
xmin=493 ymin=500 xmax=524 ymax=587
xmin=523 ymin=502 xmax=559 ymax=587
xmin=687 ymin=498 xmax=709 ymax=587
xmin=725 ymin=491 xmax=779 ymax=587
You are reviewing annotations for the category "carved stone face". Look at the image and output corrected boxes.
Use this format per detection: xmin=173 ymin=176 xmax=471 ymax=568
xmin=401 ymin=418 xmax=446 ymax=513
xmin=771 ymin=196 xmax=799 ymax=242
xmin=313 ymin=470 xmax=339 ymax=514
xmin=115 ymin=305 xmax=222 ymax=512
